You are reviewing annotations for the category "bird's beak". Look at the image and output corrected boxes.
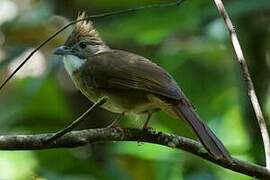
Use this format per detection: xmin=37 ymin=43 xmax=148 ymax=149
xmin=53 ymin=45 xmax=71 ymax=55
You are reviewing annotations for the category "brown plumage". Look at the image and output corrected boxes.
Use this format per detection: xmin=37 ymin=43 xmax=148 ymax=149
xmin=54 ymin=12 xmax=232 ymax=160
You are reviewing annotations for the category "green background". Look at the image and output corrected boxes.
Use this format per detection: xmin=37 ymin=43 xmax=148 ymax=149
xmin=0 ymin=0 xmax=269 ymax=179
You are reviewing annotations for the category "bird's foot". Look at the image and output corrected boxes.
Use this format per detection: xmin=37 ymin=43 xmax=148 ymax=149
xmin=137 ymin=126 xmax=154 ymax=146
xmin=105 ymin=112 xmax=125 ymax=130
xmin=105 ymin=117 xmax=124 ymax=133
xmin=142 ymin=126 xmax=154 ymax=132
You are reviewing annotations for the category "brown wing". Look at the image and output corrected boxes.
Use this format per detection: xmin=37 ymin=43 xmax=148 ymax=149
xmin=79 ymin=50 xmax=182 ymax=100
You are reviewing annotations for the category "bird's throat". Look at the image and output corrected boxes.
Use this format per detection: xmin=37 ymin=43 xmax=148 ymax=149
xmin=63 ymin=55 xmax=85 ymax=76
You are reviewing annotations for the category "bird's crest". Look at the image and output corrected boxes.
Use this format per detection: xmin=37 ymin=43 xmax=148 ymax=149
xmin=65 ymin=12 xmax=103 ymax=46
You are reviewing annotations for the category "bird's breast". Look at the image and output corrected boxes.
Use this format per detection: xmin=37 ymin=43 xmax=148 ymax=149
xmin=62 ymin=55 xmax=111 ymax=110
xmin=62 ymin=55 xmax=159 ymax=114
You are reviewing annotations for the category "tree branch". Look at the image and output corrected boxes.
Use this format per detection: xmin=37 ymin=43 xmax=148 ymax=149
xmin=213 ymin=0 xmax=270 ymax=168
xmin=0 ymin=128 xmax=269 ymax=179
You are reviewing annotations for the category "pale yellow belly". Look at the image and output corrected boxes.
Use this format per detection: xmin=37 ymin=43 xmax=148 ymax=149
xmin=81 ymin=84 xmax=159 ymax=114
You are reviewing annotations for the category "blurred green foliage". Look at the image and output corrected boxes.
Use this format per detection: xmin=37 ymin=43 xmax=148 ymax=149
xmin=0 ymin=0 xmax=270 ymax=179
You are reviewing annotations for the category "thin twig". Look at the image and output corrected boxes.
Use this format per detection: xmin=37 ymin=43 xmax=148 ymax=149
xmin=0 ymin=128 xmax=269 ymax=178
xmin=0 ymin=0 xmax=185 ymax=91
xmin=213 ymin=0 xmax=270 ymax=168
xmin=45 ymin=97 xmax=108 ymax=144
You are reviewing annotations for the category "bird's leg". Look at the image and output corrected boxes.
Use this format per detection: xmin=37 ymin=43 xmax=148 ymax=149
xmin=142 ymin=112 xmax=153 ymax=130
xmin=137 ymin=112 xmax=153 ymax=146
xmin=45 ymin=97 xmax=108 ymax=145
xmin=107 ymin=112 xmax=125 ymax=128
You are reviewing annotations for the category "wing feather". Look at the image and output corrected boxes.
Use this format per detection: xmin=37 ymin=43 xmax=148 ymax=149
xmin=79 ymin=50 xmax=182 ymax=100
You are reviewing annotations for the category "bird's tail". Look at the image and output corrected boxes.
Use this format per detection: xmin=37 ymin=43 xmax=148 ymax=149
xmin=173 ymin=99 xmax=231 ymax=160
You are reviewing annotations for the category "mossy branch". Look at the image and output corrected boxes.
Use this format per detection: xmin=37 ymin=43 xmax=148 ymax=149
xmin=0 ymin=127 xmax=269 ymax=179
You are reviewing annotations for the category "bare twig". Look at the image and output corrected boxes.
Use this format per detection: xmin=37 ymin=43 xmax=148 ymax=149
xmin=0 ymin=0 xmax=186 ymax=91
xmin=0 ymin=128 xmax=269 ymax=178
xmin=45 ymin=97 xmax=108 ymax=144
xmin=213 ymin=0 xmax=270 ymax=168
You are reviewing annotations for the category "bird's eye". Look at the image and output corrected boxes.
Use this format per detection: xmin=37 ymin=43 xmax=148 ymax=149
xmin=79 ymin=42 xmax=87 ymax=49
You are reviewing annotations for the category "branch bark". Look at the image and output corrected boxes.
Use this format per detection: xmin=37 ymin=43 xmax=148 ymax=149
xmin=213 ymin=0 xmax=270 ymax=168
xmin=0 ymin=128 xmax=269 ymax=179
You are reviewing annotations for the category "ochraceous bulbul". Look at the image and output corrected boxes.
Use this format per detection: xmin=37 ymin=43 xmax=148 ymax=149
xmin=53 ymin=12 xmax=231 ymax=160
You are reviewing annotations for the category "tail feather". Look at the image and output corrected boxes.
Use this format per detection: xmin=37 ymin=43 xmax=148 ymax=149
xmin=173 ymin=100 xmax=231 ymax=160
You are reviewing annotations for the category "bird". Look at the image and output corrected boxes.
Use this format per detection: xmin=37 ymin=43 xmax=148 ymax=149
xmin=53 ymin=12 xmax=231 ymax=160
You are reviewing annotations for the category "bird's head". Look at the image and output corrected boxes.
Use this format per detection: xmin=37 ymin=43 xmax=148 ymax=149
xmin=53 ymin=12 xmax=109 ymax=59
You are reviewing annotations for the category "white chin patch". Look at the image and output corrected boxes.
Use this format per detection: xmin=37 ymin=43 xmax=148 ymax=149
xmin=63 ymin=55 xmax=84 ymax=75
